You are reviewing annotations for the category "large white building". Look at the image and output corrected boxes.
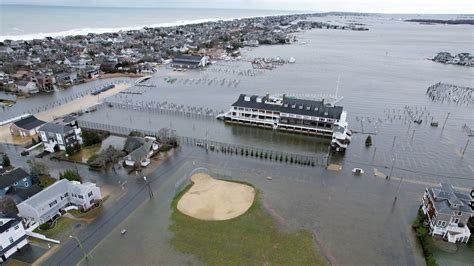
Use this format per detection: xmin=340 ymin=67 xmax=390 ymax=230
xmin=17 ymin=179 xmax=102 ymax=226
xmin=0 ymin=214 xmax=28 ymax=262
xmin=218 ymin=94 xmax=351 ymax=151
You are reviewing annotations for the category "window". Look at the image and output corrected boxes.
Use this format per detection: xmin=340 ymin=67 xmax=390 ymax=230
xmin=9 ymin=237 xmax=14 ymax=244
xmin=78 ymin=195 xmax=84 ymax=199
xmin=453 ymin=218 xmax=460 ymax=224
xmin=457 ymin=211 xmax=462 ymax=216
xmin=14 ymin=224 xmax=19 ymax=230
xmin=25 ymin=182 xmax=29 ymax=187
xmin=88 ymin=191 xmax=93 ymax=197
xmin=437 ymin=220 xmax=447 ymax=227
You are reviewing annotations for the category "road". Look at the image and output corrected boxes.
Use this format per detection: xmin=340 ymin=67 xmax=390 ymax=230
xmin=40 ymin=147 xmax=196 ymax=266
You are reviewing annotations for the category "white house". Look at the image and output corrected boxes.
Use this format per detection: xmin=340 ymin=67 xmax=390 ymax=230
xmin=0 ymin=213 xmax=28 ymax=262
xmin=39 ymin=122 xmax=82 ymax=153
xmin=17 ymin=179 xmax=102 ymax=227
xmin=123 ymin=136 xmax=160 ymax=167
xmin=421 ymin=183 xmax=473 ymax=243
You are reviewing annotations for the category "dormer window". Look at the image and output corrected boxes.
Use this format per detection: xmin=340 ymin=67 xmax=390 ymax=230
xmin=306 ymin=106 xmax=310 ymax=110
xmin=244 ymin=96 xmax=250 ymax=102
xmin=299 ymin=105 xmax=303 ymax=109
xmin=324 ymin=112 xmax=328 ymax=116
xmin=284 ymin=104 xmax=288 ymax=107
xmin=314 ymin=107 xmax=318 ymax=111
xmin=292 ymin=104 xmax=296 ymax=108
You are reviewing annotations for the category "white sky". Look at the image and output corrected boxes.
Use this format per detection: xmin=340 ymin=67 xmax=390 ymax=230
xmin=0 ymin=0 xmax=473 ymax=14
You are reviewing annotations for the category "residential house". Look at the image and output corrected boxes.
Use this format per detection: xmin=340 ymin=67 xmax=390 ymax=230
xmin=38 ymin=122 xmax=83 ymax=153
xmin=17 ymin=179 xmax=102 ymax=226
xmin=123 ymin=136 xmax=160 ymax=167
xmin=15 ymin=79 xmax=39 ymax=94
xmin=0 ymin=168 xmax=32 ymax=197
xmin=0 ymin=213 xmax=29 ymax=262
xmin=171 ymin=54 xmax=209 ymax=69
xmin=34 ymin=73 xmax=55 ymax=92
xmin=9 ymin=115 xmax=45 ymax=137
xmin=55 ymin=72 xmax=78 ymax=86
xmin=421 ymin=183 xmax=474 ymax=243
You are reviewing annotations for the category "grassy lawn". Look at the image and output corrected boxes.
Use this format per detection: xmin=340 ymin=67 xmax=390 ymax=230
xmin=68 ymin=144 xmax=101 ymax=163
xmin=68 ymin=205 xmax=103 ymax=220
xmin=39 ymin=175 xmax=56 ymax=188
xmin=169 ymin=184 xmax=327 ymax=265
xmin=34 ymin=217 xmax=73 ymax=239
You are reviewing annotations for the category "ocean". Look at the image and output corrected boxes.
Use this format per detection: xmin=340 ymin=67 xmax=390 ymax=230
xmin=0 ymin=5 xmax=295 ymax=41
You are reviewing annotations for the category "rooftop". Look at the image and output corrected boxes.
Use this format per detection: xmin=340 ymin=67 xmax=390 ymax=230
xmin=13 ymin=115 xmax=45 ymax=130
xmin=232 ymin=94 xmax=344 ymax=120
xmin=429 ymin=183 xmax=473 ymax=214
xmin=0 ymin=168 xmax=30 ymax=190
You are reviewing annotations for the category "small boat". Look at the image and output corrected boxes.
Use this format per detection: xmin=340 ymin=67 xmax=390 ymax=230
xmin=352 ymin=168 xmax=364 ymax=175
xmin=430 ymin=121 xmax=438 ymax=127
xmin=121 ymin=229 xmax=127 ymax=235
xmin=414 ymin=119 xmax=422 ymax=124
xmin=289 ymin=57 xmax=296 ymax=64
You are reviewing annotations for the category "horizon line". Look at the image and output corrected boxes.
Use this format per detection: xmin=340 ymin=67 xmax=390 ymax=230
xmin=1 ymin=4 xmax=474 ymax=15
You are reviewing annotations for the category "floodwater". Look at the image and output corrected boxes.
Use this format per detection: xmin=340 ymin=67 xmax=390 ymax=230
xmin=5 ymin=14 xmax=473 ymax=265
xmin=79 ymin=16 xmax=473 ymax=187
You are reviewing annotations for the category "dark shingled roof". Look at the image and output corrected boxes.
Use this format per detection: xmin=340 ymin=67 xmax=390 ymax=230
xmin=172 ymin=55 xmax=203 ymax=65
xmin=13 ymin=115 xmax=45 ymax=130
xmin=123 ymin=136 xmax=146 ymax=154
xmin=429 ymin=183 xmax=474 ymax=214
xmin=0 ymin=213 xmax=21 ymax=234
xmin=0 ymin=168 xmax=30 ymax=190
xmin=39 ymin=122 xmax=74 ymax=134
xmin=232 ymin=94 xmax=344 ymax=120
xmin=9 ymin=184 xmax=42 ymax=203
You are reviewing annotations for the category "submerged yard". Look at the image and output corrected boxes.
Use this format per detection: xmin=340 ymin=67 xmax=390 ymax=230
xmin=169 ymin=185 xmax=327 ymax=265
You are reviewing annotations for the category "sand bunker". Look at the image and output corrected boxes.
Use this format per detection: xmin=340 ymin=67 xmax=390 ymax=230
xmin=177 ymin=173 xmax=255 ymax=221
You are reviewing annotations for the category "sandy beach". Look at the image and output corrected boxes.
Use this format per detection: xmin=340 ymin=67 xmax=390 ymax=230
xmin=0 ymin=82 xmax=131 ymax=144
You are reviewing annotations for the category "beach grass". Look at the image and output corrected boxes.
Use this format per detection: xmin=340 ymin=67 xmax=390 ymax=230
xmin=169 ymin=184 xmax=327 ymax=265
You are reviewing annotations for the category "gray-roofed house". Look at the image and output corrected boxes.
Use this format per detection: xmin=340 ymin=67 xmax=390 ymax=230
xmin=0 ymin=168 xmax=32 ymax=197
xmin=123 ymin=136 xmax=160 ymax=167
xmin=171 ymin=54 xmax=209 ymax=69
xmin=9 ymin=115 xmax=45 ymax=137
xmin=421 ymin=183 xmax=473 ymax=243
xmin=38 ymin=122 xmax=83 ymax=153
xmin=0 ymin=213 xmax=29 ymax=262
xmin=17 ymin=179 xmax=101 ymax=227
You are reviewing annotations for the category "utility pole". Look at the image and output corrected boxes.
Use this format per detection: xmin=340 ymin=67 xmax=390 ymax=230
xmin=394 ymin=174 xmax=405 ymax=202
xmin=391 ymin=136 xmax=397 ymax=150
xmin=69 ymin=235 xmax=89 ymax=260
xmin=372 ymin=147 xmax=377 ymax=161
xmin=326 ymin=146 xmax=331 ymax=167
xmin=143 ymin=176 xmax=154 ymax=198
xmin=442 ymin=112 xmax=450 ymax=130
xmin=387 ymin=155 xmax=396 ymax=180
xmin=462 ymin=139 xmax=470 ymax=156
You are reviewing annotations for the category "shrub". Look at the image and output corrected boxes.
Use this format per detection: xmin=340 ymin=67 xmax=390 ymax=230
xmin=82 ymin=131 xmax=103 ymax=146
xmin=159 ymin=144 xmax=173 ymax=152
xmin=59 ymin=169 xmax=83 ymax=183
xmin=39 ymin=223 xmax=51 ymax=230
xmin=365 ymin=135 xmax=373 ymax=146
xmin=129 ymin=130 xmax=144 ymax=137
xmin=2 ymin=154 xmax=10 ymax=167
